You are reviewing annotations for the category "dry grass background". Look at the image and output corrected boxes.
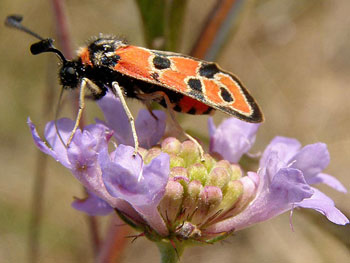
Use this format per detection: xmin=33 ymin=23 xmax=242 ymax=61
xmin=0 ymin=0 xmax=349 ymax=262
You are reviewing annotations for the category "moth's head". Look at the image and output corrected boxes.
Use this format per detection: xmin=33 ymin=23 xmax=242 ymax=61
xmin=59 ymin=61 xmax=81 ymax=89
xmin=30 ymin=38 xmax=82 ymax=89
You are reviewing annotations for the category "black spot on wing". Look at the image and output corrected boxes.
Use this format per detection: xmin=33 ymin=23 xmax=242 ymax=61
xmin=199 ymin=63 xmax=220 ymax=78
xmin=220 ymin=87 xmax=234 ymax=102
xmin=187 ymin=78 xmax=202 ymax=93
xmin=153 ymin=56 xmax=171 ymax=70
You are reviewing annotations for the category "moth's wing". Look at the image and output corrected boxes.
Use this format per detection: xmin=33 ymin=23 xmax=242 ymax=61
xmin=114 ymin=46 xmax=263 ymax=122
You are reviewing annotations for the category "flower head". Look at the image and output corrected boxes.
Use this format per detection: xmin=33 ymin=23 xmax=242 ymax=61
xmin=28 ymin=94 xmax=348 ymax=246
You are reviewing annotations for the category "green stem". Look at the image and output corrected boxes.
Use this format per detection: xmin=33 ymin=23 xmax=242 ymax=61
xmin=156 ymin=240 xmax=185 ymax=263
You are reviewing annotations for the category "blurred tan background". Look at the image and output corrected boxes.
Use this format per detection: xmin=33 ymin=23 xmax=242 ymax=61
xmin=0 ymin=0 xmax=349 ymax=262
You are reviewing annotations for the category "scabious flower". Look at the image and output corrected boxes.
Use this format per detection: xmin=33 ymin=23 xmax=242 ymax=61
xmin=28 ymin=91 xmax=348 ymax=261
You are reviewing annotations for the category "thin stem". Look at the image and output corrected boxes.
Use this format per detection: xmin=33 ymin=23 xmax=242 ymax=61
xmin=190 ymin=0 xmax=244 ymax=60
xmin=28 ymin=57 xmax=57 ymax=263
xmin=96 ymin=216 xmax=131 ymax=263
xmin=156 ymin=241 xmax=185 ymax=263
xmin=28 ymin=152 xmax=48 ymax=263
xmin=87 ymin=215 xmax=100 ymax=255
xmin=51 ymin=0 xmax=73 ymax=59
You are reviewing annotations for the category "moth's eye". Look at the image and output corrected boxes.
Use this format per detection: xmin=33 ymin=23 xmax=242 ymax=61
xmin=66 ymin=67 xmax=76 ymax=75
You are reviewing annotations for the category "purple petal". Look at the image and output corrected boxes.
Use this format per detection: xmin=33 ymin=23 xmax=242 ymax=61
xmin=28 ymin=118 xmax=70 ymax=168
xmin=141 ymin=152 xmax=171 ymax=205
xmin=135 ymin=109 xmax=166 ymax=148
xmin=84 ymin=123 xmax=114 ymax=149
xmin=67 ymin=129 xmax=100 ymax=174
xmin=131 ymin=152 xmax=170 ymax=236
xmin=45 ymin=118 xmax=74 ymax=149
xmin=260 ymin=136 xmax=301 ymax=168
xmin=27 ymin=118 xmax=58 ymax=157
xmin=72 ymin=191 xmax=114 ymax=216
xmin=209 ymin=117 xmax=260 ymax=163
xmin=44 ymin=118 xmax=76 ymax=168
xmin=97 ymin=91 xmax=134 ymax=146
xmin=290 ymin=143 xmax=330 ymax=180
xmin=308 ymin=173 xmax=347 ymax=193
xmin=101 ymin=145 xmax=170 ymax=235
xmin=108 ymin=145 xmax=144 ymax=186
xmin=66 ymin=123 xmax=112 ymax=176
xmin=97 ymin=91 xmax=166 ymax=148
xmin=206 ymin=168 xmax=313 ymax=232
xmin=102 ymin=145 xmax=170 ymax=207
xmin=270 ymin=168 xmax=314 ymax=203
xmin=296 ymin=189 xmax=349 ymax=225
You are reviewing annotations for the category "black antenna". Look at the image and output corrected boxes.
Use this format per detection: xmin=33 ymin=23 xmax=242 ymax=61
xmin=5 ymin=15 xmax=67 ymax=63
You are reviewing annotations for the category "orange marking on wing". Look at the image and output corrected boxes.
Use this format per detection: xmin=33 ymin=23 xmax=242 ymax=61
xmin=170 ymin=57 xmax=198 ymax=75
xmin=178 ymin=96 xmax=210 ymax=114
xmin=203 ymin=79 xmax=221 ymax=104
xmin=114 ymin=46 xmax=153 ymax=80
xmin=159 ymin=57 xmax=200 ymax=93
xmin=218 ymin=74 xmax=251 ymax=113
xmin=79 ymin=47 xmax=92 ymax=66
xmin=159 ymin=70 xmax=188 ymax=92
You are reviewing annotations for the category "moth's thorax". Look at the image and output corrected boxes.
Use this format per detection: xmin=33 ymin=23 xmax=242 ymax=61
xmin=58 ymin=36 xmax=127 ymax=95
xmin=78 ymin=36 xmax=126 ymax=68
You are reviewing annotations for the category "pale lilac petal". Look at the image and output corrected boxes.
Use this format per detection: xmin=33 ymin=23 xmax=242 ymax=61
xmin=209 ymin=117 xmax=260 ymax=163
xmin=97 ymin=91 xmax=133 ymax=146
xmin=270 ymin=168 xmax=313 ymax=203
xmin=101 ymin=145 xmax=170 ymax=235
xmin=296 ymin=189 xmax=349 ymax=225
xmin=260 ymin=136 xmax=301 ymax=168
xmin=101 ymin=146 xmax=144 ymax=200
xmin=72 ymin=191 xmax=114 ymax=216
xmin=98 ymin=91 xmax=166 ymax=148
xmin=290 ymin=143 xmax=330 ymax=179
xmin=84 ymin=123 xmax=114 ymax=149
xmin=67 ymin=129 xmax=99 ymax=174
xmin=206 ymin=168 xmax=313 ymax=232
xmin=67 ymin=123 xmax=112 ymax=175
xmin=140 ymin=152 xmax=171 ymax=205
xmin=64 ymin=125 xmax=133 ymax=215
xmin=308 ymin=173 xmax=347 ymax=193
xmin=27 ymin=118 xmax=61 ymax=163
xmin=28 ymin=118 xmax=72 ymax=168
xmin=135 ymin=110 xmax=166 ymax=148
xmin=101 ymin=145 xmax=169 ymax=207
xmin=44 ymin=118 xmax=75 ymax=168
xmin=45 ymin=118 xmax=74 ymax=150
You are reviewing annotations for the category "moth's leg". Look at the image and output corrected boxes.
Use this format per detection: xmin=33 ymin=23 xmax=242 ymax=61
xmin=54 ymin=86 xmax=67 ymax=147
xmin=137 ymin=92 xmax=205 ymax=161
xmin=111 ymin=81 xmax=139 ymax=156
xmin=140 ymin=98 xmax=159 ymax=121
xmin=67 ymin=78 xmax=89 ymax=146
